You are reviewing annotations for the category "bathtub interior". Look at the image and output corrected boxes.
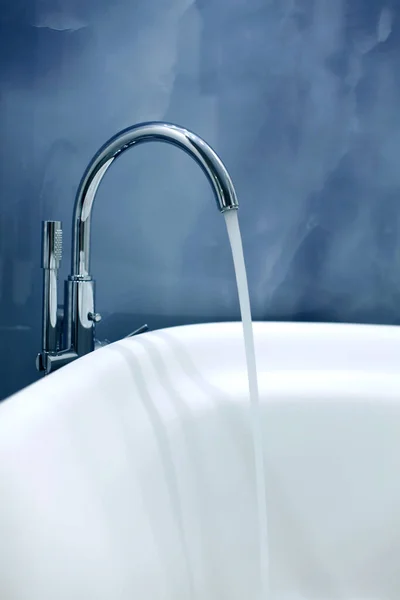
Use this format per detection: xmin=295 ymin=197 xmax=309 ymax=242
xmin=0 ymin=322 xmax=399 ymax=599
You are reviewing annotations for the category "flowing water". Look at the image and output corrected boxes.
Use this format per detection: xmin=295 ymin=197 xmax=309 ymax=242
xmin=224 ymin=210 xmax=270 ymax=599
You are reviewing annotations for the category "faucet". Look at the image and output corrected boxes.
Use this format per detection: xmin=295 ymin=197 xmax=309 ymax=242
xmin=36 ymin=121 xmax=239 ymax=375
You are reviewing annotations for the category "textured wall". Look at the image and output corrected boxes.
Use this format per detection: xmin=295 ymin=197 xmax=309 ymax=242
xmin=1 ymin=0 xmax=399 ymax=399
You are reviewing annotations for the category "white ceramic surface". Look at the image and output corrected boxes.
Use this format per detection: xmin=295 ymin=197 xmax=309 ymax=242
xmin=1 ymin=321 xmax=400 ymax=599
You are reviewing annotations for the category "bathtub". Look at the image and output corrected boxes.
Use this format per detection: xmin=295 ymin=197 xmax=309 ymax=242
xmin=0 ymin=321 xmax=399 ymax=599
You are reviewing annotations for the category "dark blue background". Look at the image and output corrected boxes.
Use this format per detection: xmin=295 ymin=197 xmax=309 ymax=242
xmin=1 ymin=0 xmax=400 ymax=399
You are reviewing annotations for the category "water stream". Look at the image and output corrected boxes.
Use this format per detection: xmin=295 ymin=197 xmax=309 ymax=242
xmin=224 ymin=209 xmax=270 ymax=600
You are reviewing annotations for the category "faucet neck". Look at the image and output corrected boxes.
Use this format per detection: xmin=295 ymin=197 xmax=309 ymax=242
xmin=71 ymin=121 xmax=238 ymax=278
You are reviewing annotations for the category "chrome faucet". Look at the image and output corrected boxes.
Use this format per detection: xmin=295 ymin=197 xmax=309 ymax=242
xmin=36 ymin=121 xmax=239 ymax=375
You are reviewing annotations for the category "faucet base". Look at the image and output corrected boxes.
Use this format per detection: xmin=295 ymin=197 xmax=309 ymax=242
xmin=36 ymin=350 xmax=78 ymax=375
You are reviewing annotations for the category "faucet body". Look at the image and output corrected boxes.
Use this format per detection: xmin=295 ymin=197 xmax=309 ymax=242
xmin=37 ymin=121 xmax=238 ymax=375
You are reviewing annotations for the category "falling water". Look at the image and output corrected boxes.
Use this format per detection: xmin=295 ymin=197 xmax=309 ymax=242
xmin=224 ymin=209 xmax=270 ymax=600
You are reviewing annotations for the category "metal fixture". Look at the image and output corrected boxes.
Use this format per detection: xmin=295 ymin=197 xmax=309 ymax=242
xmin=37 ymin=121 xmax=239 ymax=375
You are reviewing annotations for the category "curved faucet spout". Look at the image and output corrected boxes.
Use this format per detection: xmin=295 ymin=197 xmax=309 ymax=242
xmin=37 ymin=121 xmax=239 ymax=374
xmin=71 ymin=121 xmax=239 ymax=279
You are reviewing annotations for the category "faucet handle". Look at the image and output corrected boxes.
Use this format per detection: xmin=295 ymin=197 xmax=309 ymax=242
xmin=40 ymin=220 xmax=63 ymax=357
xmin=125 ymin=324 xmax=149 ymax=338
xmin=88 ymin=311 xmax=102 ymax=323
xmin=94 ymin=323 xmax=148 ymax=351
xmin=42 ymin=220 xmax=62 ymax=269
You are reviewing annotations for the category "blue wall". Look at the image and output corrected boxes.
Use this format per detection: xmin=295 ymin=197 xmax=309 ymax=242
xmin=1 ymin=0 xmax=399 ymax=399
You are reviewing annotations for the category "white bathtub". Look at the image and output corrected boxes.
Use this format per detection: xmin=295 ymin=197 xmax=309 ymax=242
xmin=0 ymin=322 xmax=400 ymax=599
